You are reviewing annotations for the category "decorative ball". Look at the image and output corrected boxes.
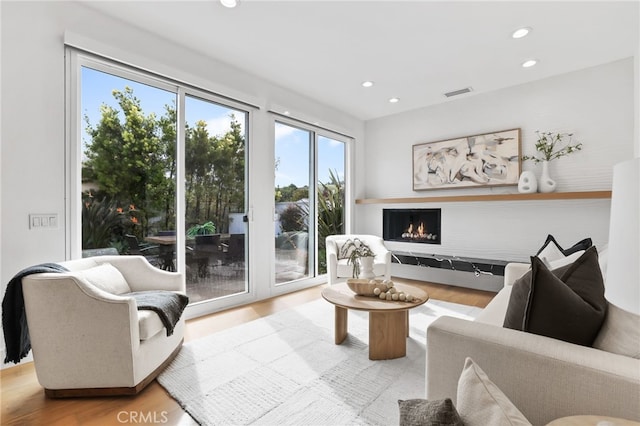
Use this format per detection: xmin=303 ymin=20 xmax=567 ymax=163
xmin=373 ymin=287 xmax=381 ymax=296
xmin=399 ymin=293 xmax=406 ymax=301
xmin=392 ymin=293 xmax=399 ymax=301
xmin=406 ymin=294 xmax=414 ymax=302
xmin=385 ymin=293 xmax=392 ymax=301
xmin=379 ymin=292 xmax=386 ymax=300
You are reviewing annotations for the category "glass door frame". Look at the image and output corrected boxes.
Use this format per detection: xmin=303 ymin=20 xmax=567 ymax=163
xmin=271 ymin=115 xmax=353 ymax=294
xmin=67 ymin=49 xmax=258 ymax=319
xmin=67 ymin=51 xmax=181 ymax=261
xmin=179 ymin=88 xmax=256 ymax=319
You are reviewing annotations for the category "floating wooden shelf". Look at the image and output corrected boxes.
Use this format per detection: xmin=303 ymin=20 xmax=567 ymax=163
xmin=355 ymin=190 xmax=612 ymax=205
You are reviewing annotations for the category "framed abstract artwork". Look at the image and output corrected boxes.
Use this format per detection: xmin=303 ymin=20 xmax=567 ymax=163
xmin=412 ymin=128 xmax=521 ymax=191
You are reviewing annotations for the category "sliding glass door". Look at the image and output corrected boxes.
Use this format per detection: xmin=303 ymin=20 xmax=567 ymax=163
xmin=274 ymin=121 xmax=346 ymax=285
xmin=81 ymin=66 xmax=178 ymax=264
xmin=274 ymin=123 xmax=312 ymax=283
xmin=183 ymin=95 xmax=248 ymax=303
xmin=76 ymin=55 xmax=250 ymax=310
xmin=317 ymin=135 xmax=346 ymax=274
xmin=72 ymin=49 xmax=351 ymax=314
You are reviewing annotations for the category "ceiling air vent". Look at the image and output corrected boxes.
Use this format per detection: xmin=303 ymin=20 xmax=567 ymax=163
xmin=444 ymin=87 xmax=473 ymax=98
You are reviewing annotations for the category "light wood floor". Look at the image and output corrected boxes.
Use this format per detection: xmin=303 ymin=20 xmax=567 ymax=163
xmin=1 ymin=279 xmax=494 ymax=426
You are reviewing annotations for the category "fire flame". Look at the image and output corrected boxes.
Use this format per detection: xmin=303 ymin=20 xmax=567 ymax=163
xmin=402 ymin=221 xmax=436 ymax=241
xmin=406 ymin=222 xmax=426 ymax=236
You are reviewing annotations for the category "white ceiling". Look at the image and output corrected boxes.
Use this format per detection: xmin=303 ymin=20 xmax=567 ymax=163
xmin=80 ymin=1 xmax=638 ymax=121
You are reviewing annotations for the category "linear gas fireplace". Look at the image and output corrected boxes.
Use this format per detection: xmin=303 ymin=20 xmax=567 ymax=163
xmin=383 ymin=208 xmax=441 ymax=244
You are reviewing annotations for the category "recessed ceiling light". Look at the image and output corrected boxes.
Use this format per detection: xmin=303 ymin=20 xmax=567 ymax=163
xmin=362 ymin=81 xmax=374 ymax=88
xmin=522 ymin=59 xmax=538 ymax=68
xmin=512 ymin=27 xmax=531 ymax=39
xmin=389 ymin=97 xmax=400 ymax=103
xmin=220 ymin=0 xmax=239 ymax=8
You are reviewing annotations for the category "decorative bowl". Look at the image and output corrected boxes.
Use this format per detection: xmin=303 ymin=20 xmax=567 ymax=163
xmin=346 ymin=278 xmax=381 ymax=296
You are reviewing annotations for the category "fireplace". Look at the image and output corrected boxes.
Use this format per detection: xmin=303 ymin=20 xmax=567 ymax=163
xmin=383 ymin=208 xmax=441 ymax=244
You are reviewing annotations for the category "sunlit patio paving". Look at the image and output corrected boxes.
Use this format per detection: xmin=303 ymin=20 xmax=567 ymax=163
xmin=184 ymin=248 xmax=309 ymax=304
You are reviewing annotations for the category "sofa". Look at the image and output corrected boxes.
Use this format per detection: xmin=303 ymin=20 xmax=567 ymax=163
xmin=21 ymin=255 xmax=187 ymax=397
xmin=426 ymin=247 xmax=640 ymax=425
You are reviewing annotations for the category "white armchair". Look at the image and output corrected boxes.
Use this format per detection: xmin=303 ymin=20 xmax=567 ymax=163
xmin=325 ymin=234 xmax=391 ymax=285
xmin=21 ymin=255 xmax=186 ymax=397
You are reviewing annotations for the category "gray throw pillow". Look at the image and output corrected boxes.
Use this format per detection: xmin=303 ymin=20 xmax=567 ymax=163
xmin=398 ymin=398 xmax=463 ymax=426
xmin=503 ymin=246 xmax=607 ymax=346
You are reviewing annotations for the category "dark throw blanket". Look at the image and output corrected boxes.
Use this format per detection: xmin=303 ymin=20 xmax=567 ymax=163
xmin=129 ymin=291 xmax=189 ymax=336
xmin=2 ymin=263 xmax=69 ymax=364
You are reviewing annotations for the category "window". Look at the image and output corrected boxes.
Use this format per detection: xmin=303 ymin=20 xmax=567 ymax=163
xmin=183 ymin=94 xmax=248 ymax=303
xmin=71 ymin=51 xmax=251 ymax=311
xmin=68 ymin=47 xmax=353 ymax=317
xmin=274 ymin=121 xmax=346 ymax=285
xmin=80 ymin=67 xmax=177 ymax=263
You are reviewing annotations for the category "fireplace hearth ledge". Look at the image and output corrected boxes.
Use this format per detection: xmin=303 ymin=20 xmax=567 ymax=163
xmin=391 ymin=251 xmax=517 ymax=292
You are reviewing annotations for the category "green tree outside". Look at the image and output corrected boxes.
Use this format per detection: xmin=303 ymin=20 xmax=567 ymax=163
xmin=83 ymin=85 xmax=342 ymax=272
xmin=83 ymin=86 xmax=245 ymax=251
xmin=84 ymin=87 xmax=171 ymax=237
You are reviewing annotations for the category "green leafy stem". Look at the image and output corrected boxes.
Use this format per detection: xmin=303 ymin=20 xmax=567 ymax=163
xmin=522 ymin=131 xmax=583 ymax=164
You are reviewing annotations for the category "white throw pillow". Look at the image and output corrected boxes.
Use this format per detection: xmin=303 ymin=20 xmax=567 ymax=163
xmin=597 ymin=244 xmax=608 ymax=280
xmin=535 ymin=235 xmax=592 ymax=264
xmin=76 ymin=263 xmax=131 ymax=295
xmin=545 ymin=249 xmax=585 ymax=269
xmin=593 ymin=302 xmax=640 ymax=359
xmin=537 ymin=241 xmax=566 ymax=266
xmin=456 ymin=357 xmax=531 ymax=426
xmin=538 ymin=245 xmax=587 ymax=269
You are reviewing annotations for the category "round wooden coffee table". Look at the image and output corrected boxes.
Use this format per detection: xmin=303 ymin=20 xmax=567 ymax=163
xmin=321 ymin=282 xmax=429 ymax=360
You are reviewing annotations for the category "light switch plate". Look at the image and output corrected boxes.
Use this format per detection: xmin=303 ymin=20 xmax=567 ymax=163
xmin=29 ymin=213 xmax=59 ymax=229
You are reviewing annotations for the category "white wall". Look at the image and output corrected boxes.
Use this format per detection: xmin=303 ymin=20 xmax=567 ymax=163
xmin=0 ymin=1 xmax=364 ymax=329
xmin=358 ymin=58 xmax=635 ymax=263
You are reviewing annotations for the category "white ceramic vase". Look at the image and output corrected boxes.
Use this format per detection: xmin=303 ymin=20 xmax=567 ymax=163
xmin=538 ymin=160 xmax=557 ymax=193
xmin=517 ymin=171 xmax=537 ymax=193
xmin=357 ymin=256 xmax=376 ymax=279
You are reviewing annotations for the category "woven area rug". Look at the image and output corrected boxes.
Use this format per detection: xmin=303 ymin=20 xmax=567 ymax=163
xmin=157 ymin=297 xmax=482 ymax=426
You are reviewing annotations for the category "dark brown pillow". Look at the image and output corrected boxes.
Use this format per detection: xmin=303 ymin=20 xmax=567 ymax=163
xmin=504 ymin=246 xmax=607 ymax=346
xmin=398 ymin=398 xmax=463 ymax=426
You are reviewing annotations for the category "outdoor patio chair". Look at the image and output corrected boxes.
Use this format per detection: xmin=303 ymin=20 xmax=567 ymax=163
xmin=192 ymin=234 xmax=222 ymax=278
xmin=124 ymin=235 xmax=161 ymax=267
xmin=224 ymin=234 xmax=245 ymax=266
